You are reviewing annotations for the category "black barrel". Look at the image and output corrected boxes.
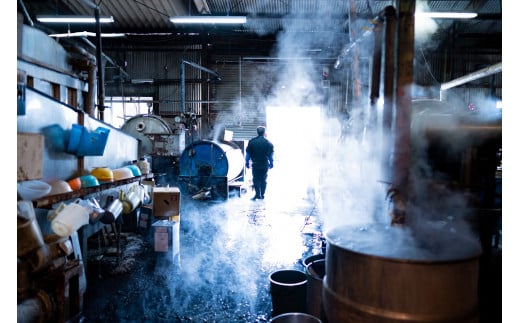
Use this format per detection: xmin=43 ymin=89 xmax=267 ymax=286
xmin=269 ymin=270 xmax=308 ymax=317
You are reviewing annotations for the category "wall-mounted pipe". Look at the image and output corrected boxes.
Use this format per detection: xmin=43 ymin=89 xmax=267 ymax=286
xmin=367 ymin=6 xmax=400 ymax=225
xmin=68 ymin=45 xmax=97 ymax=115
xmin=80 ymin=38 xmax=129 ymax=79
xmin=369 ymin=26 xmax=382 ymax=109
xmin=367 ymin=6 xmax=397 ymax=201
xmin=94 ymin=7 xmax=105 ymax=120
xmin=18 ymin=0 xmax=34 ymax=26
xmin=334 ymin=29 xmax=373 ymax=70
xmin=381 ymin=7 xmax=396 ymax=134
xmin=369 ymin=6 xmax=397 ymax=135
xmin=180 ymin=60 xmax=222 ymax=113
xmin=440 ymin=62 xmax=502 ymax=91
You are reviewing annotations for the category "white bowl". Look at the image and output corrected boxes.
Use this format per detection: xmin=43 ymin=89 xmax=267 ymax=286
xmin=48 ymin=180 xmax=73 ymax=196
xmin=18 ymin=180 xmax=52 ymax=201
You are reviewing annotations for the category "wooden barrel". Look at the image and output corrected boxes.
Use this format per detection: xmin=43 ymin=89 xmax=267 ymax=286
xmin=322 ymin=224 xmax=481 ymax=323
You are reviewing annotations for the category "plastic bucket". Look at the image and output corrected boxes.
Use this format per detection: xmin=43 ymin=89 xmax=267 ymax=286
xmin=305 ymin=259 xmax=326 ymax=322
xmin=67 ymin=124 xmax=110 ymax=156
xmin=303 ymin=254 xmax=325 ymax=267
xmin=269 ymin=270 xmax=307 ymax=317
xmin=270 ymin=312 xmax=322 ymax=323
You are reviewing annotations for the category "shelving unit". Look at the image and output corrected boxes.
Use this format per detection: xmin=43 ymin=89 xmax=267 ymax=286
xmin=33 ymin=174 xmax=154 ymax=209
xmin=30 ymin=173 xmax=154 ymax=274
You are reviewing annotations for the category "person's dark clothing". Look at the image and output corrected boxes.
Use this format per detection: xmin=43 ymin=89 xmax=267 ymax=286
xmin=245 ymin=135 xmax=274 ymax=199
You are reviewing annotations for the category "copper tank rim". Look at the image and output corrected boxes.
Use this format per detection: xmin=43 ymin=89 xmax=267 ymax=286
xmin=324 ymin=224 xmax=482 ymax=264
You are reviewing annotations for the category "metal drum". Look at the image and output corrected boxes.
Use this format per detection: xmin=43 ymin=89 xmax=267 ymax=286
xmin=322 ymin=224 xmax=482 ymax=323
xmin=179 ymin=140 xmax=244 ymax=181
xmin=121 ymin=114 xmax=172 ymax=155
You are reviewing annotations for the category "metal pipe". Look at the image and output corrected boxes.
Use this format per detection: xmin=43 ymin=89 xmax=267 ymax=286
xmin=69 ymin=45 xmax=97 ymax=115
xmin=17 ymin=290 xmax=52 ymax=323
xmin=181 ymin=60 xmax=222 ymax=80
xmin=180 ymin=60 xmax=222 ymax=114
xmin=369 ymin=26 xmax=382 ymax=108
xmin=382 ymin=6 xmax=396 ymax=134
xmin=18 ymin=0 xmax=34 ymax=26
xmin=440 ymin=62 xmax=502 ymax=91
xmin=388 ymin=0 xmax=415 ymax=225
xmin=95 ymin=7 xmax=105 ymax=120
xmin=239 ymin=57 xmax=242 ymax=127
xmin=81 ymin=38 xmax=130 ymax=79
xmin=334 ymin=29 xmax=373 ymax=69
xmin=181 ymin=61 xmax=186 ymax=113
xmin=371 ymin=6 xmax=397 ymax=184
xmin=87 ymin=62 xmax=97 ymax=116
xmin=368 ymin=22 xmax=382 ymax=131
xmin=78 ymin=0 xmax=98 ymax=9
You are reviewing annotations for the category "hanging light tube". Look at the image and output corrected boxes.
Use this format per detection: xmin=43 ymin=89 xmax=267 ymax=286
xmin=170 ymin=16 xmax=246 ymax=24
xmin=48 ymin=31 xmax=125 ymax=38
xmin=415 ymin=12 xmax=477 ymax=19
xmin=36 ymin=15 xmax=114 ymax=23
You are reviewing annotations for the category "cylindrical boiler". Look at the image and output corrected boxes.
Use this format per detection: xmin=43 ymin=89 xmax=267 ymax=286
xmin=179 ymin=140 xmax=244 ymax=181
xmin=121 ymin=114 xmax=173 ymax=155
xmin=322 ymin=224 xmax=482 ymax=323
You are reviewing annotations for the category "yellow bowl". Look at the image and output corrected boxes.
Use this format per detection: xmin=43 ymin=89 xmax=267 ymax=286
xmin=91 ymin=167 xmax=114 ymax=183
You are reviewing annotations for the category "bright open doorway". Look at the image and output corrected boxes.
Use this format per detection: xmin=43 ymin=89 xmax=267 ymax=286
xmin=264 ymin=105 xmax=323 ymax=203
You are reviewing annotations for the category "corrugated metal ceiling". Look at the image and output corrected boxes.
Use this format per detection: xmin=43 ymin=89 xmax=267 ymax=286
xmin=20 ymin=0 xmax=501 ymax=35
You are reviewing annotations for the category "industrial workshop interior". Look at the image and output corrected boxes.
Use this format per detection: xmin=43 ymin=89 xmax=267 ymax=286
xmin=16 ymin=0 xmax=504 ymax=322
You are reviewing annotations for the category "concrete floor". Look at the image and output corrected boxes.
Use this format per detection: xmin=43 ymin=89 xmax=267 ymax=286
xmin=80 ymin=183 xmax=501 ymax=323
xmin=81 ymin=189 xmax=325 ymax=322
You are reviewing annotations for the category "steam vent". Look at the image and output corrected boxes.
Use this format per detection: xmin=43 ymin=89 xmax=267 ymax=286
xmin=17 ymin=0 xmax=504 ymax=322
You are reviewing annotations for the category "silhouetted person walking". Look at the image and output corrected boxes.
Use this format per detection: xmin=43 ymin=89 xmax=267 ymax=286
xmin=245 ymin=126 xmax=274 ymax=200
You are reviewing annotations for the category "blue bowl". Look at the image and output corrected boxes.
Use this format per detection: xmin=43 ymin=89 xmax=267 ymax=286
xmin=80 ymin=175 xmax=100 ymax=188
xmin=125 ymin=165 xmax=142 ymax=177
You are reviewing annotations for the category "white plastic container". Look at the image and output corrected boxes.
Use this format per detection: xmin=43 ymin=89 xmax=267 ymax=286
xmin=138 ymin=157 xmax=150 ymax=175
xmin=17 ymin=180 xmax=52 ymax=201
xmin=51 ymin=201 xmax=89 ymax=237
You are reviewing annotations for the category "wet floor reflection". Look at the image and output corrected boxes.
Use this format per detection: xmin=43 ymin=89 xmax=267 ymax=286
xmin=151 ymin=194 xmax=323 ymax=322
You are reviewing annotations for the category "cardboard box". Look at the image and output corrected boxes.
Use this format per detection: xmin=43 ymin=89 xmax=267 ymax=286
xmin=17 ymin=133 xmax=44 ymax=181
xmin=153 ymin=187 xmax=180 ymax=220
xmin=152 ymin=220 xmax=179 ymax=256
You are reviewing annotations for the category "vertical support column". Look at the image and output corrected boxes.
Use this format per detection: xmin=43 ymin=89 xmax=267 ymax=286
xmin=369 ymin=23 xmax=382 ymax=131
xmin=391 ymin=0 xmax=415 ymax=199
xmin=347 ymin=0 xmax=364 ymax=140
xmin=95 ymin=7 xmax=105 ymax=121
xmin=382 ymin=6 xmax=397 ymax=182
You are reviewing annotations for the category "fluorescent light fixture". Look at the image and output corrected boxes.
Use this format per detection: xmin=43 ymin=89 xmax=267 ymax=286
xmin=170 ymin=16 xmax=246 ymax=24
xmin=415 ymin=12 xmax=477 ymax=19
xmin=131 ymin=79 xmax=154 ymax=84
xmin=49 ymin=31 xmax=125 ymax=38
xmin=36 ymin=15 xmax=114 ymax=23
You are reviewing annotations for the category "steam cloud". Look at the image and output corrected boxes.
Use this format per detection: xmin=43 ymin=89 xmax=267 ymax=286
xmin=166 ymin=3 xmax=493 ymax=319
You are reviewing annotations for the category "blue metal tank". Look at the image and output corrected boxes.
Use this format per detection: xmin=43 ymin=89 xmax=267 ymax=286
xmin=179 ymin=140 xmax=244 ymax=182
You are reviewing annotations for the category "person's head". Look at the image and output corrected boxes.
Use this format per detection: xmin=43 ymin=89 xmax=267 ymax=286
xmin=256 ymin=126 xmax=266 ymax=136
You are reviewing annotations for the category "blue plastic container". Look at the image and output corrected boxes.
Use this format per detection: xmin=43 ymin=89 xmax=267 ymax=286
xmin=67 ymin=124 xmax=110 ymax=156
